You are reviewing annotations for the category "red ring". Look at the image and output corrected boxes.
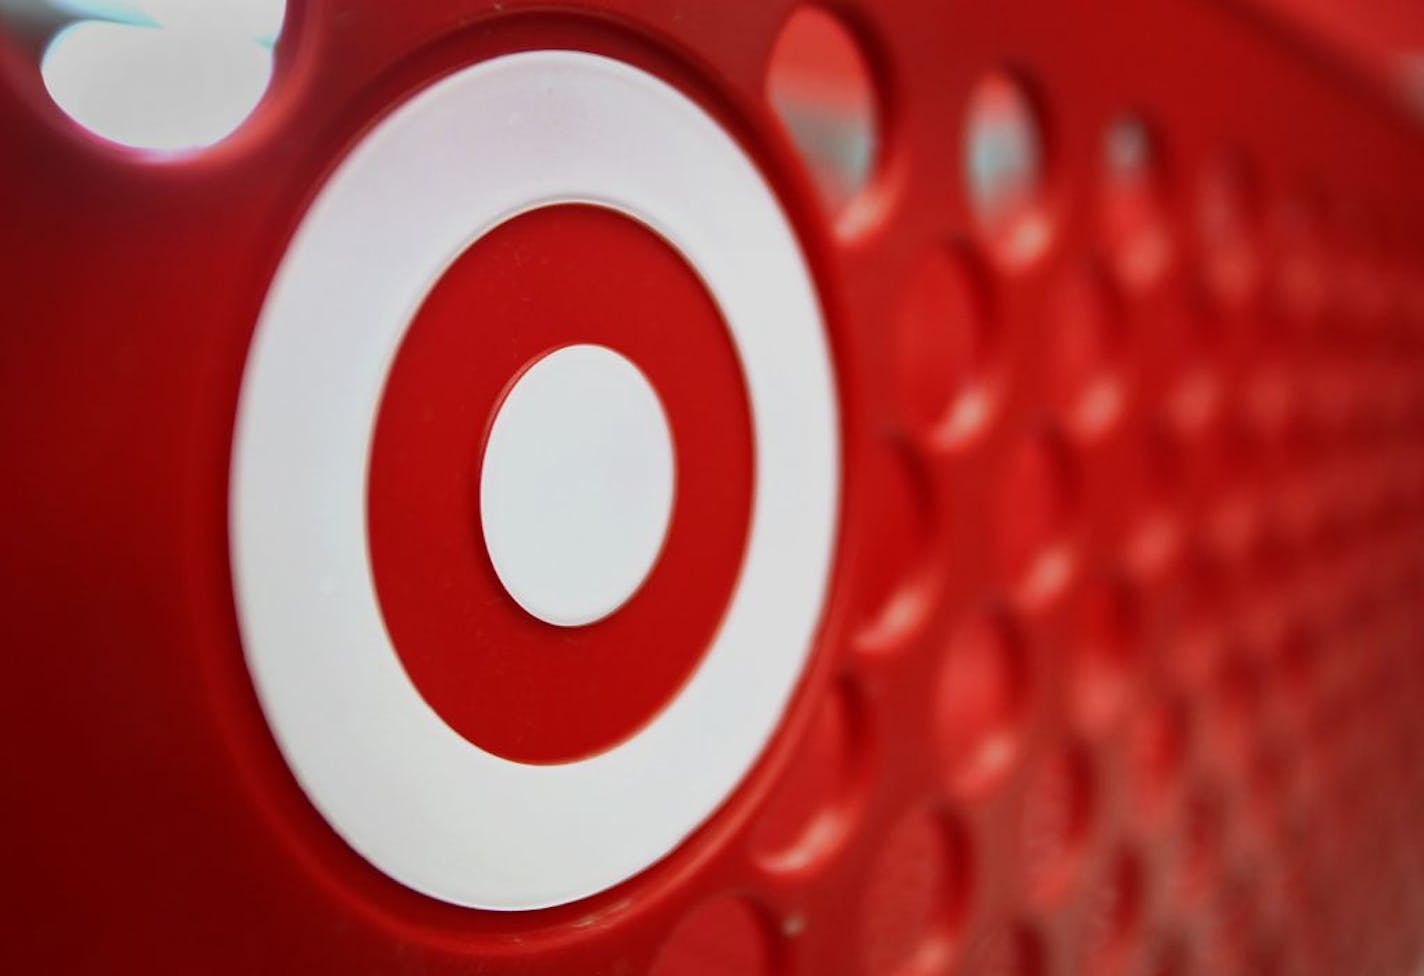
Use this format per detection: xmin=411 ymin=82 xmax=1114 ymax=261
xmin=368 ymin=204 xmax=754 ymax=765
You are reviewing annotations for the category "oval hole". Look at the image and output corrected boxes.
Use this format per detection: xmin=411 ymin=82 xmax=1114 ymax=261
xmin=38 ymin=0 xmax=284 ymax=152
xmin=767 ymin=6 xmax=880 ymax=222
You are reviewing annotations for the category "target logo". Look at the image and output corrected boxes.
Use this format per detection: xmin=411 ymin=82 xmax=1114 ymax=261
xmin=230 ymin=51 xmax=840 ymax=911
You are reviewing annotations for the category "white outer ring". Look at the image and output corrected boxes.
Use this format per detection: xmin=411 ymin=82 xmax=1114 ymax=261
xmin=230 ymin=51 xmax=839 ymax=910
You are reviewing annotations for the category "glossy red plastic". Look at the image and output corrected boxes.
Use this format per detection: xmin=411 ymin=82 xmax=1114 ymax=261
xmin=3 ymin=1 xmax=1424 ymax=974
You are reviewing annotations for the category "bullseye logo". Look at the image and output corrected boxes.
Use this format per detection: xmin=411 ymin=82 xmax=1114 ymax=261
xmin=230 ymin=51 xmax=840 ymax=910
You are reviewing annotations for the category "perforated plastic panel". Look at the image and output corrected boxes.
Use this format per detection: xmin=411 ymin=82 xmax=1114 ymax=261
xmin=3 ymin=1 xmax=1424 ymax=974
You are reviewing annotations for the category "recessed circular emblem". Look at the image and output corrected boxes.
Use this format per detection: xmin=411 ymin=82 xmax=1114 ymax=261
xmin=230 ymin=50 xmax=839 ymax=910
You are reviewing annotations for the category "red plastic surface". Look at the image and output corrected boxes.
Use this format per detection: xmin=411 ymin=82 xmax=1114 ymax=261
xmin=3 ymin=1 xmax=1424 ymax=974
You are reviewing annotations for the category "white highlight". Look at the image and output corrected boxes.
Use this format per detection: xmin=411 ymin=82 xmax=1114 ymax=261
xmin=480 ymin=344 xmax=676 ymax=628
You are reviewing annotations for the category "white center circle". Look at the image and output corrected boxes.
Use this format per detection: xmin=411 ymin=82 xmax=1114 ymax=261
xmin=480 ymin=345 xmax=675 ymax=627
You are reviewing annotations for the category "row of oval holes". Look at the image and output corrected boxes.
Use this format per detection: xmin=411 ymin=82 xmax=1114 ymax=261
xmin=31 ymin=1 xmax=1075 ymax=269
xmin=771 ymin=6 xmax=1170 ymax=277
